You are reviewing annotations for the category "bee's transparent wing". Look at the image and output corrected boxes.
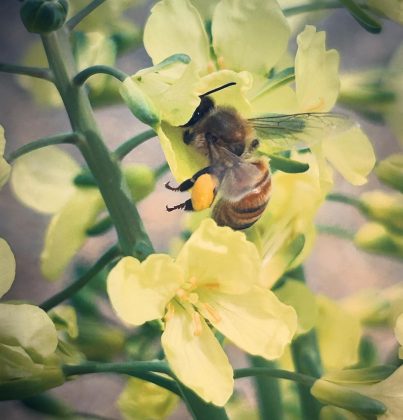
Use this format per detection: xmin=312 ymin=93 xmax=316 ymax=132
xmin=249 ymin=112 xmax=357 ymax=152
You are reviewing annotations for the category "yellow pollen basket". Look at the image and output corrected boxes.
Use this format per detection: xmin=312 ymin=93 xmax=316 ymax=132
xmin=191 ymin=174 xmax=217 ymax=211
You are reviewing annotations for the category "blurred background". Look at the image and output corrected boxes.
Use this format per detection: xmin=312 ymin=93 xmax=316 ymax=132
xmin=0 ymin=0 xmax=402 ymax=418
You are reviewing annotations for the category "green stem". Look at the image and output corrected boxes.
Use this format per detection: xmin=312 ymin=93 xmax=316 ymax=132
xmin=114 ymin=129 xmax=156 ymax=160
xmin=62 ymin=361 xmax=179 ymax=395
xmin=176 ymin=383 xmax=229 ymax=420
xmin=6 ymin=132 xmax=80 ymax=163
xmin=39 ymin=246 xmax=120 ymax=312
xmin=73 ymin=65 xmax=128 ymax=86
xmin=234 ymin=368 xmax=316 ymax=388
xmin=67 ymin=0 xmax=107 ymax=30
xmin=0 ymin=63 xmax=52 ymax=81
xmin=283 ymin=1 xmax=342 ymax=16
xmin=41 ymin=29 xmax=154 ymax=258
xmin=326 ymin=192 xmax=362 ymax=209
xmin=316 ymin=224 xmax=355 ymax=240
xmin=249 ymin=357 xmax=284 ymax=420
xmin=338 ymin=0 xmax=382 ymax=33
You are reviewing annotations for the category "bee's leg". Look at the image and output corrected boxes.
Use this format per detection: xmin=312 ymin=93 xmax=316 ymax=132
xmin=183 ymin=129 xmax=194 ymax=145
xmin=166 ymin=199 xmax=193 ymax=212
xmin=165 ymin=166 xmax=213 ymax=192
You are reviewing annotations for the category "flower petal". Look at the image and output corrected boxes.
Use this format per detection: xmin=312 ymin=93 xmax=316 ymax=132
xmin=11 ymin=146 xmax=80 ymax=214
xmin=295 ymin=25 xmax=340 ymax=112
xmin=162 ymin=301 xmax=234 ymax=406
xmin=395 ymin=314 xmax=403 ymax=359
xmin=156 ymin=123 xmax=208 ymax=182
xmin=107 ymin=255 xmax=183 ymax=326
xmin=198 ymin=286 xmax=297 ymax=359
xmin=316 ymin=295 xmax=362 ymax=371
xmin=143 ymin=0 xmax=210 ymax=73
xmin=176 ymin=219 xmax=261 ymax=294
xmin=40 ymin=189 xmax=104 ymax=280
xmin=212 ymin=0 xmax=290 ymax=75
xmin=0 ymin=238 xmax=15 ymax=299
xmin=322 ymin=126 xmax=376 ymax=186
xmin=0 ymin=303 xmax=58 ymax=360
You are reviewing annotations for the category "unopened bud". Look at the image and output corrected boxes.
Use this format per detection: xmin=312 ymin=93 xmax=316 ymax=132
xmin=124 ymin=165 xmax=156 ymax=202
xmin=359 ymin=191 xmax=403 ymax=233
xmin=375 ymin=154 xmax=403 ymax=193
xmin=119 ymin=78 xmax=160 ymax=128
xmin=20 ymin=0 xmax=68 ymax=34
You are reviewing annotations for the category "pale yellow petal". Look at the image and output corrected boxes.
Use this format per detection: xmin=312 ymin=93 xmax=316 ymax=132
xmin=295 ymin=25 xmax=340 ymax=112
xmin=176 ymin=219 xmax=261 ymax=294
xmin=162 ymin=301 xmax=234 ymax=406
xmin=156 ymin=123 xmax=208 ymax=182
xmin=41 ymin=189 xmax=104 ymax=281
xmin=212 ymin=0 xmax=290 ymax=75
xmin=395 ymin=313 xmax=403 ymax=359
xmin=275 ymin=280 xmax=318 ymax=335
xmin=11 ymin=146 xmax=80 ymax=214
xmin=107 ymin=255 xmax=183 ymax=326
xmin=143 ymin=0 xmax=210 ymax=73
xmin=198 ymin=286 xmax=297 ymax=359
xmin=322 ymin=126 xmax=376 ymax=186
xmin=0 ymin=238 xmax=15 ymax=298
xmin=0 ymin=303 xmax=58 ymax=360
xmin=316 ymin=295 xmax=362 ymax=371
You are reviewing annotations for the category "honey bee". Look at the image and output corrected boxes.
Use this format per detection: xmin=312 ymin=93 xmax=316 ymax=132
xmin=165 ymin=82 xmax=353 ymax=230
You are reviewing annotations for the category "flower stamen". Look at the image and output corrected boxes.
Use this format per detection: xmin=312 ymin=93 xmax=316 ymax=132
xmin=202 ymin=302 xmax=222 ymax=323
xmin=192 ymin=311 xmax=203 ymax=336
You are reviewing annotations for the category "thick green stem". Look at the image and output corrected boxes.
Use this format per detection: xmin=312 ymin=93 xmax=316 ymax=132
xmin=114 ymin=129 xmax=156 ymax=160
xmin=176 ymin=384 xmax=229 ymax=420
xmin=6 ymin=132 xmax=79 ymax=163
xmin=73 ymin=65 xmax=128 ymax=86
xmin=39 ymin=246 xmax=120 ymax=312
xmin=283 ymin=1 xmax=342 ymax=16
xmin=41 ymin=29 xmax=153 ymax=258
xmin=0 ymin=63 xmax=52 ymax=81
xmin=67 ymin=0 xmax=107 ymax=30
xmin=249 ymin=357 xmax=284 ymax=420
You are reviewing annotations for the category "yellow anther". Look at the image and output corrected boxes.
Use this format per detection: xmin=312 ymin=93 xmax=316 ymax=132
xmin=207 ymin=61 xmax=215 ymax=73
xmin=188 ymin=292 xmax=199 ymax=305
xmin=204 ymin=282 xmax=220 ymax=290
xmin=203 ymin=303 xmax=221 ymax=323
xmin=217 ymin=56 xmax=226 ymax=69
xmin=165 ymin=303 xmax=175 ymax=322
xmin=192 ymin=311 xmax=203 ymax=336
xmin=176 ymin=288 xmax=186 ymax=298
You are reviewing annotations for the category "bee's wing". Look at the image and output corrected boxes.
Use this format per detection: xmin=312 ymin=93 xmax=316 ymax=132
xmin=216 ymin=152 xmax=263 ymax=201
xmin=249 ymin=112 xmax=357 ymax=152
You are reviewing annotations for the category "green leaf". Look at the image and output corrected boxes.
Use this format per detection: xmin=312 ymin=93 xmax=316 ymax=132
xmin=339 ymin=0 xmax=382 ymax=33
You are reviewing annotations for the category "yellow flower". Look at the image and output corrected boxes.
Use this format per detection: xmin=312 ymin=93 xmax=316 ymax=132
xmin=0 ymin=238 xmax=63 ymax=399
xmin=118 ymin=377 xmax=178 ymax=420
xmin=395 ymin=313 xmax=403 ymax=359
xmin=107 ymin=219 xmax=297 ymax=405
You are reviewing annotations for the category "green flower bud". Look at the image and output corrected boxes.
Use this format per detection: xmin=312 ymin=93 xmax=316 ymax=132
xmin=359 ymin=191 xmax=403 ymax=234
xmin=375 ymin=154 xmax=403 ymax=193
xmin=124 ymin=165 xmax=156 ymax=202
xmin=0 ymin=366 xmax=65 ymax=401
xmin=119 ymin=78 xmax=160 ymax=128
xmin=311 ymin=379 xmax=386 ymax=416
xmin=354 ymin=222 xmax=403 ymax=258
xmin=20 ymin=0 xmax=69 ymax=34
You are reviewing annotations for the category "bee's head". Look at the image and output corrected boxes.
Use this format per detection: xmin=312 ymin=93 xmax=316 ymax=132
xmin=182 ymin=96 xmax=215 ymax=128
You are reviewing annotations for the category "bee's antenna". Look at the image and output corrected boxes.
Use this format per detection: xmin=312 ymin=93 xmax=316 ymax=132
xmin=200 ymin=82 xmax=236 ymax=97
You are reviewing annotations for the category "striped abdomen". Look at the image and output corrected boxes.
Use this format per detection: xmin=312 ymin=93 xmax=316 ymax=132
xmin=212 ymin=160 xmax=271 ymax=230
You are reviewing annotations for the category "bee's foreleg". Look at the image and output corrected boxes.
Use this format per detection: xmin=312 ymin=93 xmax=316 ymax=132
xmin=165 ymin=166 xmax=213 ymax=192
xmin=166 ymin=199 xmax=193 ymax=212
xmin=183 ymin=129 xmax=194 ymax=145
